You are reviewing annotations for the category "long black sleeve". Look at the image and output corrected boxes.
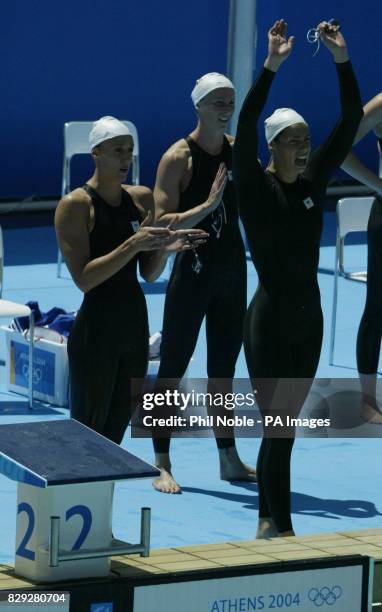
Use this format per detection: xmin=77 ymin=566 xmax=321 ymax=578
xmin=233 ymin=68 xmax=275 ymax=177
xmin=233 ymin=59 xmax=363 ymax=303
xmin=233 ymin=68 xmax=276 ymax=229
xmin=307 ymin=60 xmax=363 ymax=188
xmin=236 ymin=67 xmax=275 ymax=132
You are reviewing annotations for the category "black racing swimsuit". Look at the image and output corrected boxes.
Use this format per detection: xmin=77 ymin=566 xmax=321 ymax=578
xmin=233 ymin=62 xmax=363 ymax=376
xmin=153 ymin=136 xmax=247 ymax=453
xmin=357 ymin=175 xmax=382 ymax=374
xmin=158 ymin=135 xmax=247 ymax=380
xmin=68 ymin=184 xmax=149 ymax=444
xmin=233 ymin=62 xmax=363 ymax=533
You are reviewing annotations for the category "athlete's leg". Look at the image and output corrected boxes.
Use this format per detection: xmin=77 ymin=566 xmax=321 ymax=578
xmin=268 ymin=314 xmax=323 ymax=535
xmin=102 ymin=328 xmax=149 ymax=445
xmin=68 ymin=306 xmax=120 ymax=436
xmin=245 ymin=291 xmax=323 ymax=536
xmin=247 ymin=339 xmax=294 ymax=536
xmin=357 ymin=200 xmax=382 ymax=422
xmin=205 ymin=266 xmax=245 ymax=433
xmin=205 ymin=268 xmax=256 ymax=480
xmin=152 ymin=270 xmax=208 ymax=493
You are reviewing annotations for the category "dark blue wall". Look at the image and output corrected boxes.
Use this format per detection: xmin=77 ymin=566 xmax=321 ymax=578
xmin=1 ymin=0 xmax=230 ymax=199
xmin=1 ymin=1 xmax=381 ymax=199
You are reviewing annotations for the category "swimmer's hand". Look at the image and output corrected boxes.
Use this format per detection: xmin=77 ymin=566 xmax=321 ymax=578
xmin=134 ymin=212 xmax=208 ymax=253
xmin=317 ymin=21 xmax=348 ymax=63
xmin=265 ymin=19 xmax=295 ymax=72
xmin=206 ymin=163 xmax=227 ymax=213
xmin=164 ymin=225 xmax=209 ymax=253
xmin=133 ymin=210 xmax=173 ymax=251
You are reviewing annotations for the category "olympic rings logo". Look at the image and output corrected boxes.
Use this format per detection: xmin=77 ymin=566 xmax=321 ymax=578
xmin=22 ymin=364 xmax=42 ymax=384
xmin=308 ymin=586 xmax=343 ymax=606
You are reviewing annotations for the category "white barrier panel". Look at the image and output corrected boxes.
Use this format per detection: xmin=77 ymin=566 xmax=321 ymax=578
xmin=133 ymin=557 xmax=372 ymax=612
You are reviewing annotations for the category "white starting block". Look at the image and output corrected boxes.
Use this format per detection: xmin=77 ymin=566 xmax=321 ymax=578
xmin=0 ymin=419 xmax=159 ymax=583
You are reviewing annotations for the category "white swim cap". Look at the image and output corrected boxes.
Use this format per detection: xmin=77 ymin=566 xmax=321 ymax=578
xmin=265 ymin=108 xmax=307 ymax=144
xmin=89 ymin=116 xmax=131 ymax=150
xmin=191 ymin=72 xmax=235 ymax=107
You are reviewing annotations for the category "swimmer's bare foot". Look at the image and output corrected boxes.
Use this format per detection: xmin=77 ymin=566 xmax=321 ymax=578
xmin=219 ymin=446 xmax=257 ymax=482
xmin=256 ymin=518 xmax=278 ymax=539
xmin=152 ymin=468 xmax=182 ymax=493
xmin=359 ymin=375 xmax=381 ymax=423
xmin=152 ymin=454 xmax=182 ymax=494
xmin=242 ymin=462 xmax=258 ymax=476
xmin=360 ymin=402 xmax=382 ymax=424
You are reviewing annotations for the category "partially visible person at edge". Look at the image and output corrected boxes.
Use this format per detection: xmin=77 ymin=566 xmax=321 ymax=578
xmin=151 ymin=73 xmax=256 ymax=493
xmin=233 ymin=20 xmax=363 ymax=537
xmin=342 ymin=93 xmax=382 ymax=423
xmin=55 ymin=116 xmax=208 ymax=445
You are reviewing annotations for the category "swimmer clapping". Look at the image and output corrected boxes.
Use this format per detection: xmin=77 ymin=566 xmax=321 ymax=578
xmin=55 ymin=116 xmax=208 ymax=445
xmin=151 ymin=72 xmax=255 ymax=493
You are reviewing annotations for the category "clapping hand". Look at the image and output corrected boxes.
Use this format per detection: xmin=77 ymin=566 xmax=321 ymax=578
xmin=164 ymin=216 xmax=208 ymax=252
xmin=206 ymin=163 xmax=228 ymax=213
xmin=134 ymin=210 xmax=173 ymax=251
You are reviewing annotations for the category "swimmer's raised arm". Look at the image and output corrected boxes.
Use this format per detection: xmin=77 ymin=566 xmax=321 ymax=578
xmin=317 ymin=20 xmax=349 ymax=63
xmin=234 ymin=19 xmax=294 ymax=219
xmin=307 ymin=22 xmax=363 ymax=185
xmin=264 ymin=19 xmax=295 ymax=73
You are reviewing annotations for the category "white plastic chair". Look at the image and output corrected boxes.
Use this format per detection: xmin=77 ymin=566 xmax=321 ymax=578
xmin=329 ymin=196 xmax=374 ymax=365
xmin=57 ymin=120 xmax=140 ymax=277
xmin=0 ymin=226 xmax=34 ymax=408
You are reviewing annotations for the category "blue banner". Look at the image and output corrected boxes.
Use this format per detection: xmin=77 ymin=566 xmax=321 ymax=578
xmin=11 ymin=341 xmax=55 ymax=396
